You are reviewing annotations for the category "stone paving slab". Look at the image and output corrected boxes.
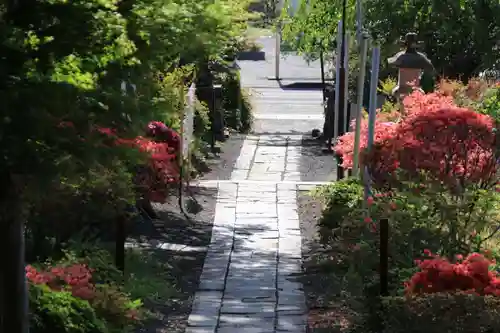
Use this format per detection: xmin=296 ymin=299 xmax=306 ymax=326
xmin=187 ymin=131 xmax=309 ymax=333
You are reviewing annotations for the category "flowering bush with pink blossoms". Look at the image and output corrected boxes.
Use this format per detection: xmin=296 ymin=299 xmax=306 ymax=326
xmin=312 ymin=79 xmax=500 ymax=332
xmin=335 ymin=83 xmax=497 ymax=190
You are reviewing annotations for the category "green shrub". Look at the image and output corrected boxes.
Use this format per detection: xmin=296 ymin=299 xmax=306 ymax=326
xmin=239 ymin=87 xmax=254 ymax=133
xmin=25 ymin=165 xmax=135 ymax=262
xmin=30 ymin=284 xmax=107 ymax=333
xmin=91 ymin=284 xmax=142 ymax=331
xmin=313 ymin=178 xmax=364 ymax=242
xmin=378 ymin=294 xmax=500 ymax=333
xmin=32 ymin=244 xmax=143 ymax=333
xmin=57 ymin=241 xmax=178 ymax=311
xmin=222 ymin=70 xmax=253 ymax=133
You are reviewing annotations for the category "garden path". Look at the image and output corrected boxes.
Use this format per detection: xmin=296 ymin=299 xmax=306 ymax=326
xmin=185 ymin=36 xmax=335 ymax=333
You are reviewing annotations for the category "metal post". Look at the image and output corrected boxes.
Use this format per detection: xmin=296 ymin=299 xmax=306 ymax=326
xmin=275 ymin=22 xmax=281 ymax=80
xmin=352 ymin=36 xmax=369 ymax=176
xmin=332 ymin=20 xmax=343 ymax=144
xmin=367 ymin=47 xmax=380 ymax=149
xmin=320 ymin=49 xmax=326 ymax=103
xmin=363 ymin=46 xmax=380 ymax=204
xmin=343 ymin=33 xmax=350 ymax=134
xmin=336 ymin=0 xmax=347 ymax=179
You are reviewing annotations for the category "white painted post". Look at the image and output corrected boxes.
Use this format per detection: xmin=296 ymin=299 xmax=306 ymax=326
xmin=367 ymin=47 xmax=380 ymax=150
xmin=364 ymin=46 xmax=381 ymax=207
xmin=352 ymin=37 xmax=369 ymax=177
xmin=343 ymin=33 xmax=350 ymax=133
xmin=182 ymin=83 xmax=196 ymax=166
xmin=275 ymin=25 xmax=281 ymax=80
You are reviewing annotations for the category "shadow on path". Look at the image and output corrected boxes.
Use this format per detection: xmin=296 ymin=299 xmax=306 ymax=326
xmin=298 ymin=135 xmax=336 ymax=183
xmin=237 ymin=50 xmax=266 ymax=61
xmin=278 ymin=81 xmax=332 ymax=91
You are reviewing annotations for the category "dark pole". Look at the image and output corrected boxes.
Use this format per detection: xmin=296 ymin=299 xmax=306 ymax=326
xmin=379 ymin=218 xmax=389 ymax=296
xmin=2 ymin=210 xmax=29 ymax=333
xmin=320 ymin=48 xmax=326 ymax=103
xmin=336 ymin=0 xmax=347 ymax=180
xmin=211 ymin=86 xmax=216 ymax=153
xmin=3 ymin=2 xmax=31 ymax=331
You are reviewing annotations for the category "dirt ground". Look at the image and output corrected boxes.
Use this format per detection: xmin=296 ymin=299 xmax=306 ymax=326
xmin=297 ymin=190 xmax=359 ymax=333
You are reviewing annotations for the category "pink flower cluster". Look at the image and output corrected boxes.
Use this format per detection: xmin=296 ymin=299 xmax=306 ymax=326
xmin=335 ymin=89 xmax=497 ymax=186
xmin=26 ymin=264 xmax=95 ymax=300
xmin=406 ymin=251 xmax=500 ymax=296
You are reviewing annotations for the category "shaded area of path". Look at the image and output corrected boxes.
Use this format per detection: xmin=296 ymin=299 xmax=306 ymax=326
xmin=186 ymin=180 xmax=306 ymax=333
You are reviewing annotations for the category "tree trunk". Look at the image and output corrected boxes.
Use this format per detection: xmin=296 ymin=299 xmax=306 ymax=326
xmin=0 ymin=179 xmax=29 ymax=333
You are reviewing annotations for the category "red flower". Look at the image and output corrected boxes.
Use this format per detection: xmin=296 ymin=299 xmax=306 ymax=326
xmin=96 ymin=127 xmax=117 ymax=137
xmin=26 ymin=264 xmax=96 ymax=300
xmin=112 ymin=122 xmax=181 ymax=203
xmin=335 ymin=89 xmax=497 ymax=188
xmin=58 ymin=121 xmax=75 ymax=128
xmin=405 ymin=252 xmax=500 ymax=296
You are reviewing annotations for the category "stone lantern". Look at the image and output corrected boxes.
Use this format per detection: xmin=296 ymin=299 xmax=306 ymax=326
xmin=388 ymin=32 xmax=434 ymax=101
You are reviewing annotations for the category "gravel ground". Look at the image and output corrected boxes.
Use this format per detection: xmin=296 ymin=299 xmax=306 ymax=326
xmin=295 ymin=135 xmax=348 ymax=332
xmin=299 ymin=136 xmax=337 ymax=182
xmin=198 ymin=134 xmax=245 ymax=181
xmin=129 ymin=135 xmax=242 ymax=333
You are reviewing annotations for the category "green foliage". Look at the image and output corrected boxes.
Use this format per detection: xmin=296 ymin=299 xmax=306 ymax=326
xmin=0 ymin=0 xmax=255 ymax=251
xmin=378 ymin=77 xmax=397 ymax=96
xmin=222 ymin=69 xmax=253 ymax=133
xmin=280 ymin=0 xmax=358 ymax=58
xmin=239 ymin=87 xmax=254 ymax=133
xmin=1 ymin=0 xmax=255 ymax=331
xmin=33 ymin=242 xmax=172 ymax=332
xmin=316 ymin=175 xmax=500 ymax=296
xmin=479 ymin=86 xmax=500 ymax=121
xmin=280 ymin=0 xmax=499 ymax=80
xmin=363 ymin=0 xmax=500 ymax=79
xmin=30 ymin=284 xmax=108 ymax=333
xmin=313 ymin=178 xmax=363 ymax=242
xmin=25 ymin=164 xmax=137 ymax=261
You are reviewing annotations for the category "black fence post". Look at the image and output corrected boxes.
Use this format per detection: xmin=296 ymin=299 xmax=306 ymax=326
xmin=210 ymin=85 xmax=216 ymax=152
xmin=336 ymin=94 xmax=345 ymax=180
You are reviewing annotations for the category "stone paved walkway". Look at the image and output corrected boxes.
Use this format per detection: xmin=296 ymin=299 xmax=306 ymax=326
xmin=185 ymin=36 xmax=327 ymax=333
xmin=186 ymin=136 xmax=309 ymax=333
